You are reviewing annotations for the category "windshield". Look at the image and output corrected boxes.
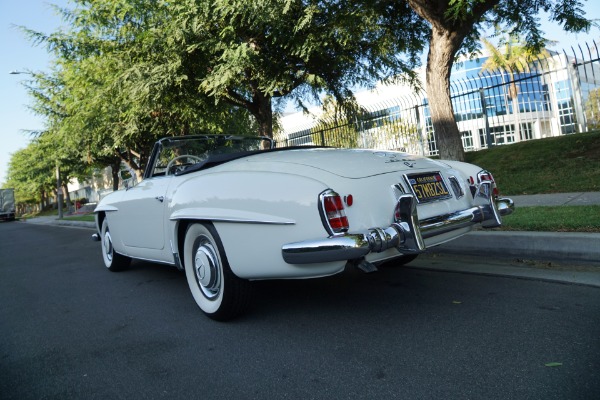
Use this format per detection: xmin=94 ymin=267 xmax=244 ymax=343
xmin=148 ymin=135 xmax=273 ymax=177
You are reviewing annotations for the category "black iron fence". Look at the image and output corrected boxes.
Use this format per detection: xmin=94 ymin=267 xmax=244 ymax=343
xmin=276 ymin=40 xmax=600 ymax=156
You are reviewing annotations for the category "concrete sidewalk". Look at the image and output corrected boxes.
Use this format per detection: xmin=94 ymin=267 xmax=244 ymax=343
xmin=509 ymin=191 xmax=600 ymax=207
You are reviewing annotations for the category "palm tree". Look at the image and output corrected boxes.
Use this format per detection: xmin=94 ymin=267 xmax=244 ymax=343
xmin=480 ymin=35 xmax=552 ymax=144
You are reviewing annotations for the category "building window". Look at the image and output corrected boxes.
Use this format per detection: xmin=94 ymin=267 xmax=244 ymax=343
xmin=554 ymin=80 xmax=577 ymax=134
xmin=520 ymin=122 xmax=534 ymax=141
xmin=461 ymin=131 xmax=474 ymax=151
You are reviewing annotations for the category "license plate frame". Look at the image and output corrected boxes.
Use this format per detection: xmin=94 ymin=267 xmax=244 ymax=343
xmin=404 ymin=172 xmax=452 ymax=203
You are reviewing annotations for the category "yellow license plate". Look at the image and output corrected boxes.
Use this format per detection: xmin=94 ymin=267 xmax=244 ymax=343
xmin=405 ymin=172 xmax=451 ymax=203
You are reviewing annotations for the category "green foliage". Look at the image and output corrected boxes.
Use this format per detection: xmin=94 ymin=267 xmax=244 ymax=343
xmin=11 ymin=0 xmax=593 ymax=197
xmin=5 ymin=138 xmax=57 ymax=205
xmin=311 ymin=96 xmax=361 ymax=147
xmin=16 ymin=0 xmax=429 ymax=179
xmin=584 ymin=88 xmax=600 ymax=130
xmin=480 ymin=35 xmax=553 ymax=77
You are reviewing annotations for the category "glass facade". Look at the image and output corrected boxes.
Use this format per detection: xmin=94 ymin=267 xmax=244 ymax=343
xmin=418 ymin=52 xmax=586 ymax=153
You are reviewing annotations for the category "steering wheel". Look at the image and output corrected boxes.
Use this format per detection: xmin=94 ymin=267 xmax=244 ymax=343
xmin=166 ymin=155 xmax=204 ymax=176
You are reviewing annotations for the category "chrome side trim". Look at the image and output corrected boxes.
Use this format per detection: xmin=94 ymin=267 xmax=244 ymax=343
xmin=94 ymin=204 xmax=118 ymax=213
xmin=169 ymin=216 xmax=294 ymax=225
xmin=169 ymin=208 xmax=295 ymax=225
xmin=170 ymin=240 xmax=184 ymax=271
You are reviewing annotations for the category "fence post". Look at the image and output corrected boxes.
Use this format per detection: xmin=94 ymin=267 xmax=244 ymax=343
xmin=568 ymin=50 xmax=587 ymax=133
xmin=479 ymin=87 xmax=493 ymax=148
xmin=414 ymin=104 xmax=425 ymax=156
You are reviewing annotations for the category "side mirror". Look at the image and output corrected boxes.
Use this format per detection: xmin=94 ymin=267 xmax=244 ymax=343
xmin=118 ymin=169 xmax=137 ymax=190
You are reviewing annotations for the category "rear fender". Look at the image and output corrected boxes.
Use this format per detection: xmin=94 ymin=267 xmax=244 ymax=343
xmin=168 ymin=171 xmax=336 ymax=278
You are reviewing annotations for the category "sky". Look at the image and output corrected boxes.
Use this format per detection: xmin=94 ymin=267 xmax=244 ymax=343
xmin=1 ymin=1 xmax=599 ymax=187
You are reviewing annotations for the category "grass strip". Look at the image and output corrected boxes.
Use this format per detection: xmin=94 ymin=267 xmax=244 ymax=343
xmin=465 ymin=131 xmax=600 ymax=195
xmin=499 ymin=205 xmax=600 ymax=233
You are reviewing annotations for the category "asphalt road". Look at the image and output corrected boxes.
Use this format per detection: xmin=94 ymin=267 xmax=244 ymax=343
xmin=1 ymin=222 xmax=599 ymax=400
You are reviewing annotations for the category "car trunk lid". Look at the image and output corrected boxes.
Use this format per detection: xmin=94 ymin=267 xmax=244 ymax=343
xmin=245 ymin=148 xmax=445 ymax=178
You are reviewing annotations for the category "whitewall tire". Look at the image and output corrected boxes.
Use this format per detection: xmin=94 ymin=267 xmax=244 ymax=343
xmin=183 ymin=223 xmax=252 ymax=321
xmin=101 ymin=219 xmax=131 ymax=271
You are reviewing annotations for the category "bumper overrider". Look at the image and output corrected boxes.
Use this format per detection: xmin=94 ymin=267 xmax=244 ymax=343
xmin=282 ymin=182 xmax=514 ymax=265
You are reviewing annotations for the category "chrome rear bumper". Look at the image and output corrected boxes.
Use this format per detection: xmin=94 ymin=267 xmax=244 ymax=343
xmin=282 ymin=182 xmax=514 ymax=264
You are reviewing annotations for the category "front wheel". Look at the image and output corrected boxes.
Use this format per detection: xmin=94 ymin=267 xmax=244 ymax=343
xmin=101 ymin=219 xmax=131 ymax=271
xmin=183 ymin=223 xmax=252 ymax=321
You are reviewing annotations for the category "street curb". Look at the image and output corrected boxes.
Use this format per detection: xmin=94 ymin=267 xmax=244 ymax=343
xmin=411 ymin=254 xmax=600 ymax=288
xmin=21 ymin=218 xmax=95 ymax=229
xmin=54 ymin=220 xmax=95 ymax=229
xmin=430 ymin=230 xmax=600 ymax=266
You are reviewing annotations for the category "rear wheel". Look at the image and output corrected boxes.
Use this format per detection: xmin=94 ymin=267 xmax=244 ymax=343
xmin=101 ymin=219 xmax=131 ymax=271
xmin=183 ymin=223 xmax=252 ymax=321
xmin=381 ymin=254 xmax=419 ymax=267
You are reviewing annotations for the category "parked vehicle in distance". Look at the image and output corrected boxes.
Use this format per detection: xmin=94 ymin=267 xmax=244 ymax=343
xmin=92 ymin=135 xmax=514 ymax=320
xmin=0 ymin=188 xmax=16 ymax=222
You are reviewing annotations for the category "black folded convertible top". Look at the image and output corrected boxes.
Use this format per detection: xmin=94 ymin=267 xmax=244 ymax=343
xmin=175 ymin=145 xmax=326 ymax=176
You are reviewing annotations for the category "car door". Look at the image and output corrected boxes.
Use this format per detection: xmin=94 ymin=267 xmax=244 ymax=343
xmin=112 ymin=176 xmax=171 ymax=254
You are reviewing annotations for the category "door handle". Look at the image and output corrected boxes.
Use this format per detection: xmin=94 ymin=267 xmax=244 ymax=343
xmin=155 ymin=196 xmax=164 ymax=203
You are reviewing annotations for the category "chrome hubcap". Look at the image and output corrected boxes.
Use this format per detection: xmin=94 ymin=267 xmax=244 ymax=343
xmin=193 ymin=237 xmax=221 ymax=299
xmin=103 ymin=232 xmax=113 ymax=262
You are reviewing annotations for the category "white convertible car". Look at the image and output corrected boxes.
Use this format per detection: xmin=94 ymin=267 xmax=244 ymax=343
xmin=93 ymin=135 xmax=514 ymax=320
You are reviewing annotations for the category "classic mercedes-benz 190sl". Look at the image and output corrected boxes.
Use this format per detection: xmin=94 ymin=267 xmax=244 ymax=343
xmin=92 ymin=135 xmax=514 ymax=320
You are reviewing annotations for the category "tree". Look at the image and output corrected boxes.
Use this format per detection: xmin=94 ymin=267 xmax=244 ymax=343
xmin=311 ymin=96 xmax=362 ymax=148
xmin=362 ymin=111 xmax=422 ymax=153
xmin=23 ymin=0 xmax=591 ymax=167
xmin=30 ymin=0 xmax=429 ymax=141
xmin=189 ymin=0 xmax=429 ymax=138
xmin=479 ymin=34 xmax=553 ymax=143
xmin=5 ymin=140 xmax=57 ymax=211
xmin=584 ymin=87 xmax=600 ymax=130
xmin=406 ymin=0 xmax=590 ymax=160
xmin=23 ymin=0 xmax=260 ymax=181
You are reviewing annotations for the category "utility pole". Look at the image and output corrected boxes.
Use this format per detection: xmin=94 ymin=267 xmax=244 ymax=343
xmin=56 ymin=162 xmax=63 ymax=219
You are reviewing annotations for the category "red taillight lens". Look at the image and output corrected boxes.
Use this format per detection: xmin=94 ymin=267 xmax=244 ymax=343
xmin=478 ymin=170 xmax=495 ymax=184
xmin=320 ymin=190 xmax=349 ymax=235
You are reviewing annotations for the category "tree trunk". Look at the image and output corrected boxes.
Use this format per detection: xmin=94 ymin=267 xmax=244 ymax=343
xmin=426 ymin=27 xmax=465 ymax=161
xmin=508 ymin=80 xmax=521 ymax=141
xmin=40 ymin=189 xmax=46 ymax=210
xmin=253 ymin=92 xmax=273 ymax=138
xmin=111 ymin=159 xmax=121 ymax=191
xmin=62 ymin=182 xmax=72 ymax=210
